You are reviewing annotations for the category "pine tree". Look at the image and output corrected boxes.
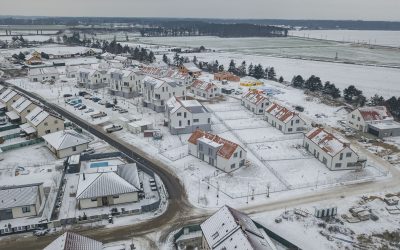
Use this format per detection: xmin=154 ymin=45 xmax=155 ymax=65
xmin=278 ymin=76 xmax=284 ymax=83
xmin=162 ymin=54 xmax=169 ymax=65
xmin=18 ymin=52 xmax=25 ymax=60
xmin=238 ymin=61 xmax=247 ymax=76
xmin=218 ymin=65 xmax=225 ymax=72
xmin=248 ymin=63 xmax=254 ymax=77
xmin=148 ymin=51 xmax=155 ymax=63
xmin=193 ymin=56 xmax=197 ymax=64
xmin=173 ymin=53 xmax=180 ymax=67
xmin=228 ymin=59 xmax=236 ymax=73
xmin=292 ymin=75 xmax=305 ymax=88
xmin=253 ymin=64 xmax=264 ymax=79
xmin=268 ymin=67 xmax=276 ymax=80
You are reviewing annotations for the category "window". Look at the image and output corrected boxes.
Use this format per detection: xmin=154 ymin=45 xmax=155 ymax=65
xmin=352 ymin=114 xmax=355 ymax=119
xmin=112 ymin=195 xmax=119 ymax=198
xmin=208 ymin=118 xmax=211 ymax=124
xmin=177 ymin=112 xmax=181 ymax=116
xmin=193 ymin=119 xmax=199 ymax=123
xmin=335 ymin=163 xmax=342 ymax=168
xmin=288 ymin=128 xmax=293 ymax=132
xmin=184 ymin=112 xmax=187 ymax=118
xmin=208 ymin=148 xmax=212 ymax=155
xmin=22 ymin=206 xmax=31 ymax=213
xmin=346 ymin=152 xmax=352 ymax=158
xmin=179 ymin=120 xmax=182 ymax=127
xmin=231 ymin=163 xmax=236 ymax=169
xmin=340 ymin=153 xmax=343 ymax=160
xmin=72 ymin=146 xmax=77 ymax=151
xmin=357 ymin=117 xmax=360 ymax=121
xmin=234 ymin=152 xmax=238 ymax=158
xmin=296 ymin=119 xmax=300 ymax=124
xmin=240 ymin=150 xmax=242 ymax=158
xmin=291 ymin=120 xmax=293 ymax=126
xmin=322 ymin=157 xmax=327 ymax=165
xmin=44 ymin=122 xmax=48 ymax=126
xmin=199 ymin=144 xmax=203 ymax=151
xmin=54 ymin=120 xmax=58 ymax=124
xmin=187 ymin=120 xmax=190 ymax=125
xmin=91 ymin=198 xmax=97 ymax=202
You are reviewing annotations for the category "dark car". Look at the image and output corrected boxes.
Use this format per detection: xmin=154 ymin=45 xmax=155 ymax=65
xmin=78 ymin=91 xmax=89 ymax=97
xmin=63 ymin=93 xmax=73 ymax=98
xmin=105 ymin=102 xmax=115 ymax=108
xmin=91 ymin=97 xmax=101 ymax=102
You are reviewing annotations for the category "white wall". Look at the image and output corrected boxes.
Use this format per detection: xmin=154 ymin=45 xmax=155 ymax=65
xmin=347 ymin=109 xmax=367 ymax=132
xmin=216 ymin=146 xmax=246 ymax=172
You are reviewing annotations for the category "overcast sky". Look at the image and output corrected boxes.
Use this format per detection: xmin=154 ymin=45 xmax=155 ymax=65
xmin=1 ymin=0 xmax=399 ymax=21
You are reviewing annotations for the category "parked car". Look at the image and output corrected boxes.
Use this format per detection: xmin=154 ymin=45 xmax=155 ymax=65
xmin=91 ymin=97 xmax=101 ymax=102
xmin=84 ymin=108 xmax=94 ymax=113
xmin=295 ymin=105 xmax=305 ymax=112
xmin=91 ymin=112 xmax=107 ymax=119
xmin=98 ymin=100 xmax=107 ymax=105
xmin=235 ymin=89 xmax=243 ymax=95
xmin=106 ymin=124 xmax=123 ymax=133
xmin=118 ymin=109 xmax=128 ymax=114
xmin=105 ymin=102 xmax=115 ymax=108
xmin=33 ymin=228 xmax=50 ymax=237
xmin=78 ymin=91 xmax=89 ymax=97
xmin=74 ymin=103 xmax=82 ymax=109
xmin=78 ymin=105 xmax=87 ymax=110
xmin=63 ymin=93 xmax=72 ymax=98
xmin=83 ymin=94 xmax=92 ymax=99
xmin=112 ymin=105 xmax=122 ymax=111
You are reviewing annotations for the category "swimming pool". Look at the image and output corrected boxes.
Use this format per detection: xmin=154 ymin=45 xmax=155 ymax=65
xmin=90 ymin=161 xmax=109 ymax=168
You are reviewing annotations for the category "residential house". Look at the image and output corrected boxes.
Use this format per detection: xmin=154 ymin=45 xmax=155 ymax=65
xmin=214 ymin=71 xmax=240 ymax=82
xmin=77 ymin=68 xmax=106 ymax=89
xmin=108 ymin=68 xmax=144 ymax=98
xmin=25 ymin=51 xmax=42 ymax=65
xmin=25 ymin=106 xmax=64 ymax=137
xmin=42 ymin=130 xmax=90 ymax=158
xmin=200 ymin=205 xmax=277 ymax=250
xmin=44 ymin=231 xmax=103 ymax=250
xmin=190 ymin=80 xmax=219 ymax=100
xmin=112 ymin=55 xmax=131 ymax=67
xmin=140 ymin=66 xmax=193 ymax=86
xmin=28 ymin=67 xmax=59 ymax=83
xmin=66 ymin=65 xmax=88 ymax=78
xmin=347 ymin=106 xmax=400 ymax=138
xmin=188 ymin=129 xmax=247 ymax=173
xmin=179 ymin=62 xmax=202 ymax=77
xmin=76 ymin=164 xmax=140 ymax=209
xmin=101 ymin=52 xmax=115 ymax=60
xmin=241 ymin=89 xmax=270 ymax=115
xmin=10 ymin=96 xmax=37 ymax=123
xmin=166 ymin=96 xmax=211 ymax=135
xmin=143 ymin=76 xmax=186 ymax=112
xmin=265 ymin=102 xmax=306 ymax=134
xmin=0 ymin=89 xmax=21 ymax=111
xmin=303 ymin=127 xmax=367 ymax=171
xmin=0 ymin=183 xmax=45 ymax=220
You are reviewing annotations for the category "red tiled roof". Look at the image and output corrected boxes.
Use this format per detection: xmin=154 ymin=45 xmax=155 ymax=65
xmin=188 ymin=129 xmax=240 ymax=159
xmin=358 ymin=106 xmax=392 ymax=121
xmin=191 ymin=80 xmax=216 ymax=92
xmin=265 ymin=102 xmax=297 ymax=123
xmin=305 ymin=127 xmax=348 ymax=156
xmin=242 ymin=90 xmax=268 ymax=105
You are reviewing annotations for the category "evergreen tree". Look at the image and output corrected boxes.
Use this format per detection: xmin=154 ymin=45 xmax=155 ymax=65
xmin=268 ymin=67 xmax=276 ymax=80
xmin=305 ymin=75 xmax=322 ymax=92
xmin=248 ymin=63 xmax=254 ymax=77
xmin=193 ymin=56 xmax=197 ymax=64
xmin=162 ymin=54 xmax=169 ymax=65
xmin=173 ymin=53 xmax=180 ymax=67
xmin=291 ymin=75 xmax=304 ymax=88
xmin=228 ymin=59 xmax=236 ymax=73
xmin=218 ymin=65 xmax=225 ymax=72
xmin=370 ymin=94 xmax=385 ymax=106
xmin=278 ymin=76 xmax=284 ymax=83
xmin=238 ymin=61 xmax=247 ymax=76
xmin=253 ymin=64 xmax=264 ymax=79
xmin=18 ymin=52 xmax=25 ymax=60
xmin=148 ymin=51 xmax=155 ymax=63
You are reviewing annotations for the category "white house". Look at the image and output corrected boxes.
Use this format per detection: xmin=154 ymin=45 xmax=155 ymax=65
xmin=347 ymin=106 xmax=400 ymax=138
xmin=188 ymin=129 xmax=247 ymax=173
xmin=190 ymin=80 xmax=219 ymax=100
xmin=0 ymin=183 xmax=45 ymax=220
xmin=44 ymin=232 xmax=103 ymax=250
xmin=166 ymin=96 xmax=211 ymax=135
xmin=76 ymin=164 xmax=140 ymax=209
xmin=42 ymin=130 xmax=90 ymax=158
xmin=140 ymin=66 xmax=193 ymax=86
xmin=142 ymin=76 xmax=186 ymax=112
xmin=25 ymin=106 xmax=64 ymax=137
xmin=0 ymin=89 xmax=21 ymax=111
xmin=10 ymin=96 xmax=37 ymax=123
xmin=113 ymin=55 xmax=131 ymax=67
xmin=241 ymin=89 xmax=270 ymax=115
xmin=77 ymin=68 xmax=107 ymax=89
xmin=28 ymin=67 xmax=59 ymax=83
xmin=200 ymin=205 xmax=277 ymax=250
xmin=108 ymin=68 xmax=144 ymax=98
xmin=303 ymin=127 xmax=366 ymax=171
xmin=101 ymin=52 xmax=115 ymax=60
xmin=265 ymin=102 xmax=307 ymax=134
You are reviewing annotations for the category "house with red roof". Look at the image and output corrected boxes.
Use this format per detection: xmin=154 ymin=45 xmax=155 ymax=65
xmin=241 ymin=89 xmax=270 ymax=115
xmin=303 ymin=127 xmax=366 ymax=170
xmin=347 ymin=106 xmax=400 ymax=138
xmin=264 ymin=102 xmax=307 ymax=134
xmin=188 ymin=129 xmax=246 ymax=173
xmin=190 ymin=80 xmax=220 ymax=100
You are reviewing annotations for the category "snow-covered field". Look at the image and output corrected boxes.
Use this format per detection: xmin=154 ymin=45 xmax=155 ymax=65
xmin=290 ymin=30 xmax=400 ymax=47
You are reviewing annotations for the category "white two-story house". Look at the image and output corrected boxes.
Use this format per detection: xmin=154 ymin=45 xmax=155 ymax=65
xmin=166 ymin=96 xmax=211 ymax=135
xmin=241 ymin=89 xmax=270 ymax=115
xmin=140 ymin=66 xmax=193 ymax=86
xmin=265 ymin=102 xmax=307 ymax=134
xmin=77 ymin=68 xmax=106 ymax=89
xmin=303 ymin=127 xmax=366 ymax=171
xmin=190 ymin=80 xmax=219 ymax=100
xmin=188 ymin=129 xmax=247 ymax=173
xmin=142 ymin=76 xmax=186 ymax=112
xmin=108 ymin=68 xmax=144 ymax=98
xmin=28 ymin=67 xmax=59 ymax=83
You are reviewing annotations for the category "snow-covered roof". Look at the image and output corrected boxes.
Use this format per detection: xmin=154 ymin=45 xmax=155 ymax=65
xmin=140 ymin=66 xmax=190 ymax=81
xmin=167 ymin=96 xmax=209 ymax=114
xmin=114 ymin=55 xmax=128 ymax=62
xmin=188 ymin=129 xmax=243 ymax=159
xmin=11 ymin=96 xmax=34 ymax=113
xmin=28 ymin=67 xmax=59 ymax=76
xmin=109 ymin=68 xmax=134 ymax=78
xmin=20 ymin=123 xmax=37 ymax=134
xmin=44 ymin=231 xmax=103 ymax=250
xmin=265 ymin=102 xmax=298 ymax=124
xmin=242 ymin=90 xmax=268 ymax=105
xmin=5 ymin=110 xmax=19 ymax=120
xmin=25 ymin=106 xmax=50 ymax=126
xmin=183 ymin=62 xmax=201 ymax=73
xmin=0 ymin=183 xmax=42 ymax=210
xmin=357 ymin=106 xmax=393 ymax=122
xmin=143 ymin=75 xmax=170 ymax=89
xmin=0 ymin=89 xmax=19 ymax=103
xmin=191 ymin=80 xmax=216 ymax=92
xmin=200 ymin=205 xmax=276 ymax=250
xmin=306 ymin=127 xmax=350 ymax=157
xmin=76 ymin=164 xmax=139 ymax=200
xmin=101 ymin=52 xmax=115 ymax=58
xmin=42 ymin=130 xmax=90 ymax=150
xmin=78 ymin=68 xmax=98 ymax=77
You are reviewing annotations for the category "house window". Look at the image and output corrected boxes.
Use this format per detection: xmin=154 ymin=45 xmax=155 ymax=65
xmin=91 ymin=198 xmax=97 ymax=202
xmin=44 ymin=122 xmax=48 ymax=126
xmin=177 ymin=112 xmax=181 ymax=116
xmin=278 ymin=125 xmax=282 ymax=131
xmin=72 ymin=146 xmax=77 ymax=151
xmin=54 ymin=120 xmax=58 ymax=124
xmin=231 ymin=164 xmax=236 ymax=169
xmin=179 ymin=120 xmax=182 ymax=127
xmin=335 ymin=163 xmax=342 ymax=168
xmin=199 ymin=144 xmax=203 ymax=151
xmin=240 ymin=150 xmax=242 ymax=158
xmin=352 ymin=114 xmax=355 ymax=119
xmin=193 ymin=119 xmax=199 ymax=123
xmin=112 ymin=195 xmax=119 ymax=198
xmin=340 ymin=153 xmax=343 ymax=160
xmin=187 ymin=120 xmax=190 ymax=125
xmin=184 ymin=112 xmax=187 ymax=118
xmin=322 ymin=157 xmax=327 ymax=165
xmin=22 ymin=206 xmax=31 ymax=213
xmin=357 ymin=117 xmax=360 ymax=121
xmin=296 ymin=119 xmax=300 ymax=124
xmin=346 ymin=152 xmax=352 ymax=158
xmin=234 ymin=152 xmax=238 ymax=158
xmin=291 ymin=120 xmax=293 ymax=126
xmin=208 ymin=148 xmax=212 ymax=155
xmin=208 ymin=118 xmax=211 ymax=124
xmin=288 ymin=128 xmax=293 ymax=132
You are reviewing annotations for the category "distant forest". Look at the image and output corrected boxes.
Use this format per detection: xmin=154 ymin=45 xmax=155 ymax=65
xmin=0 ymin=16 xmax=400 ymax=31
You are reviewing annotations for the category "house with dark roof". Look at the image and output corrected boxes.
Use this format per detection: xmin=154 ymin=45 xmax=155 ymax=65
xmin=0 ymin=183 xmax=44 ymax=220
xmin=188 ymin=130 xmax=246 ymax=173
xmin=166 ymin=96 xmax=211 ymax=135
xmin=242 ymin=90 xmax=270 ymax=115
xmin=303 ymin=127 xmax=366 ymax=171
xmin=347 ymin=106 xmax=400 ymax=138
xmin=265 ymin=102 xmax=306 ymax=134
xmin=200 ymin=205 xmax=277 ymax=250
xmin=44 ymin=231 xmax=103 ymax=250
xmin=76 ymin=164 xmax=140 ymax=209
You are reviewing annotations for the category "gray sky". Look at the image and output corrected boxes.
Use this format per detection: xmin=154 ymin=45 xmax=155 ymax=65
xmin=1 ymin=0 xmax=400 ymax=21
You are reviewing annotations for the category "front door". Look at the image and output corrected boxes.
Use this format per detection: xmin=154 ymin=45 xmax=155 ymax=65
xmin=102 ymin=197 xmax=108 ymax=206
